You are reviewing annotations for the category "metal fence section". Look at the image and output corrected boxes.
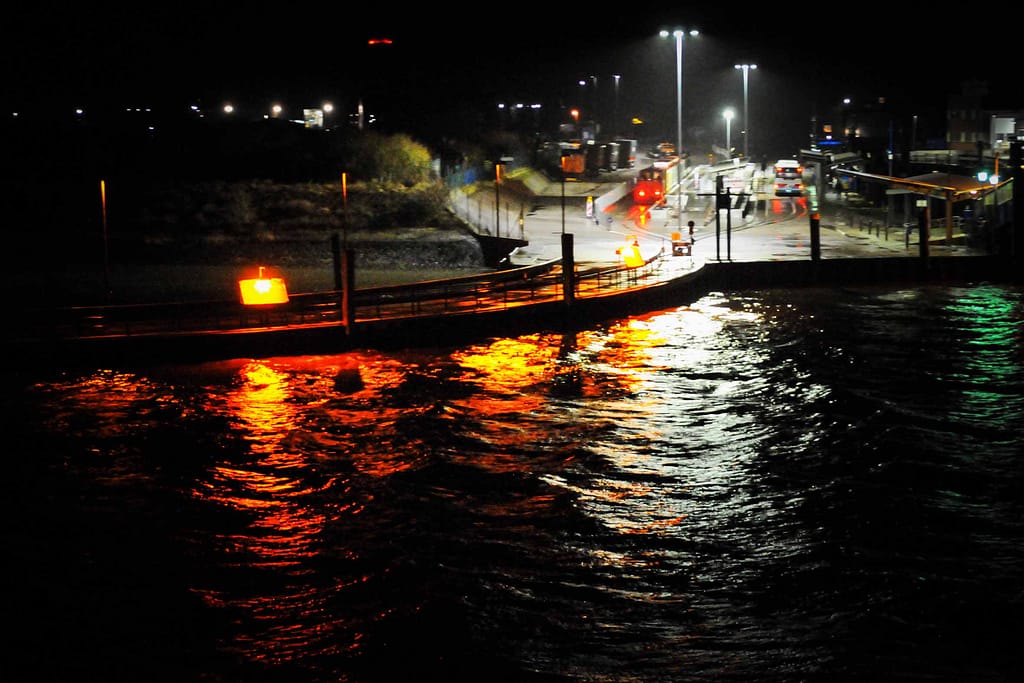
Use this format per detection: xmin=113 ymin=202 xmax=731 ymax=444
xmin=15 ymin=253 xmax=675 ymax=343
xmin=447 ymin=186 xmax=528 ymax=241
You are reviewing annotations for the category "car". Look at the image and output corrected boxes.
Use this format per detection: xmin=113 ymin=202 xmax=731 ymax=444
xmin=650 ymin=141 xmax=677 ymax=159
xmin=773 ymin=159 xmax=804 ymax=197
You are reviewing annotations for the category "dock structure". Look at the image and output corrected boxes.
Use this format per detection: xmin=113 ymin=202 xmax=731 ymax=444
xmin=6 ymin=245 xmax=1017 ymax=371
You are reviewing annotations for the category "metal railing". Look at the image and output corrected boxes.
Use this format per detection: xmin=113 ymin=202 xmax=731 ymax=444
xmin=15 ymin=252 xmax=672 ymax=342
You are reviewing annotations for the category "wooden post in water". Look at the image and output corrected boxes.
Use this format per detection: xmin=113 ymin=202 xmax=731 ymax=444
xmin=561 ymin=233 xmax=575 ymax=308
xmin=99 ymin=179 xmax=111 ymax=300
xmin=332 ymin=233 xmax=343 ymax=291
xmin=339 ymin=172 xmax=355 ymax=336
xmin=332 ymin=233 xmax=354 ymax=336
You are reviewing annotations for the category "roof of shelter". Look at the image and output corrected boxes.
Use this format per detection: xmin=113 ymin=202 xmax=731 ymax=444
xmin=899 ymin=172 xmax=991 ymax=193
xmin=839 ymin=168 xmax=1004 ymax=202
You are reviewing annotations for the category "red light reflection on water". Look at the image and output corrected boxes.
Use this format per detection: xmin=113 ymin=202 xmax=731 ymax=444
xmin=769 ymin=195 xmax=808 ymax=215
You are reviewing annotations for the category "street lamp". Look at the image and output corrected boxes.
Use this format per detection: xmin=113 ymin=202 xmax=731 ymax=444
xmin=577 ymin=80 xmax=587 ymax=129
xmin=723 ymin=108 xmax=735 ymax=159
xmin=560 ymin=154 xmax=567 ymax=235
xmin=613 ymin=74 xmax=621 ymax=137
xmin=734 ymin=63 xmax=756 ymax=159
xmin=660 ymin=28 xmax=698 ymax=235
xmin=495 ymin=162 xmax=502 ymax=236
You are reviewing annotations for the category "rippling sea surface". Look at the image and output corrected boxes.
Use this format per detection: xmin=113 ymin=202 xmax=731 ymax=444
xmin=6 ymin=284 xmax=1023 ymax=683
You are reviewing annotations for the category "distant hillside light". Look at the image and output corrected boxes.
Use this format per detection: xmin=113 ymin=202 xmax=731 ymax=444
xmin=367 ymin=38 xmax=393 ymax=46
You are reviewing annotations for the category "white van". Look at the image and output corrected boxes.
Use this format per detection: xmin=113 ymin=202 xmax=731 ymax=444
xmin=773 ymin=159 xmax=804 ymax=197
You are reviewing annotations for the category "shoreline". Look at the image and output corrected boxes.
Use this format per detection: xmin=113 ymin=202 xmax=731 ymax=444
xmin=13 ymin=261 xmax=498 ymax=308
xmin=12 ymin=228 xmax=495 ymax=307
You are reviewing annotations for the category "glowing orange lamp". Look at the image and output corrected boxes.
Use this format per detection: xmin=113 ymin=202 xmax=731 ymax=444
xmin=239 ymin=266 xmax=289 ymax=305
xmin=621 ymin=236 xmax=644 ymax=268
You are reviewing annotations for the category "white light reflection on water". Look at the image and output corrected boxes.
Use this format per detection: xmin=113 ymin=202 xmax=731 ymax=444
xmin=11 ymin=284 xmax=1022 ymax=682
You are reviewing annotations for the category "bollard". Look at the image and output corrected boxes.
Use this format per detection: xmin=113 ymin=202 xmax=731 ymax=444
xmin=809 ymin=212 xmax=821 ymax=261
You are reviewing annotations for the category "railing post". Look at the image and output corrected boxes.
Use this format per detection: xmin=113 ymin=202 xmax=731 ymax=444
xmin=561 ymin=233 xmax=575 ymax=308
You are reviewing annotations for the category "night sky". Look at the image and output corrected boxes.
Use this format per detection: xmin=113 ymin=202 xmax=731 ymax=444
xmin=6 ymin=3 xmax=1017 ymax=159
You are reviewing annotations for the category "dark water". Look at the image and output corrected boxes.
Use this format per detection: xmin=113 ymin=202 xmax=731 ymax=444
xmin=6 ymin=284 xmax=1024 ymax=683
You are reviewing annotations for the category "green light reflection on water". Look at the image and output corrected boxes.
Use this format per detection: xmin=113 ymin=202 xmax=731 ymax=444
xmin=944 ymin=285 xmax=1024 ymax=428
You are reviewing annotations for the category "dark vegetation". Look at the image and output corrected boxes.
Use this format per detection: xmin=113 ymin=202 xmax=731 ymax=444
xmin=8 ymin=112 xmax=510 ymax=270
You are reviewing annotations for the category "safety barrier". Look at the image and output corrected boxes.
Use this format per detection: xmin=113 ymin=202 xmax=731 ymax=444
xmin=15 ymin=253 xmax=672 ymax=343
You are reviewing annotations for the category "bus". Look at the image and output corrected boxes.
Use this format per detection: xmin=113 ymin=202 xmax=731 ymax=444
xmin=773 ymin=159 xmax=805 ymax=196
xmin=632 ymin=158 xmax=681 ymax=206
xmin=632 ymin=166 xmax=665 ymax=205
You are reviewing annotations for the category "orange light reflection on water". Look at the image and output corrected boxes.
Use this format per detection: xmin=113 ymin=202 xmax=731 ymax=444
xmin=188 ymin=358 xmax=350 ymax=667
xmin=455 ymin=336 xmax=561 ymax=399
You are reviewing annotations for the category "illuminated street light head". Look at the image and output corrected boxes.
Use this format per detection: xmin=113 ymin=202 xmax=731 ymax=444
xmin=660 ymin=28 xmax=699 ymax=39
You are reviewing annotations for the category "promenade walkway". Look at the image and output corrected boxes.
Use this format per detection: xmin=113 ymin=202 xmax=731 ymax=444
xmin=456 ymin=163 xmax=984 ymax=269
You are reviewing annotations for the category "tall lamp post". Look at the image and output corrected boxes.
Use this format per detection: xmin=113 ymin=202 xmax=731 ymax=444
xmin=560 ymin=154 xmax=567 ymax=235
xmin=613 ymin=73 xmax=621 ymax=137
xmin=494 ymin=163 xmax=502 ymax=236
xmin=99 ymin=179 xmax=110 ymax=299
xmin=723 ymin=108 xmax=735 ymax=159
xmin=660 ymin=27 xmax=698 ymax=235
xmin=734 ymin=63 xmax=756 ymax=160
